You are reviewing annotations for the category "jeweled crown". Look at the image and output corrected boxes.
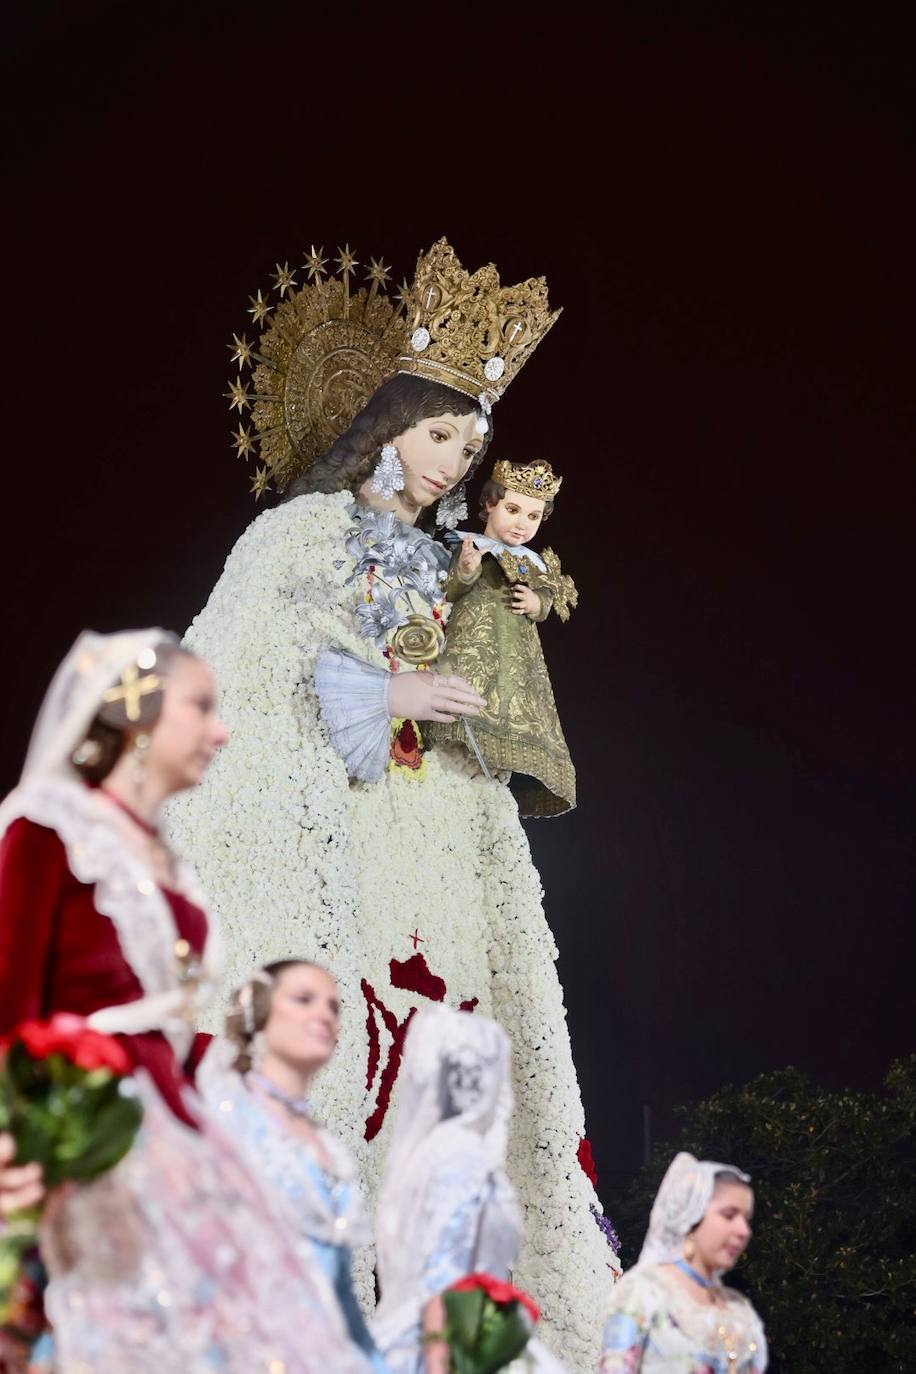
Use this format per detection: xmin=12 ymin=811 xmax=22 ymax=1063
xmin=491 ymin=459 xmax=563 ymax=502
xmin=397 ymin=239 xmax=562 ymax=407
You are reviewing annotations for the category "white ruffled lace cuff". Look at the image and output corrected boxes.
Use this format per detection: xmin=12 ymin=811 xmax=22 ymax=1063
xmin=314 ymin=647 xmax=391 ymax=782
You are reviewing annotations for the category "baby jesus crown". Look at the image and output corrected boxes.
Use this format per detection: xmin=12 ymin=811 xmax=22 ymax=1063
xmin=492 ymin=459 xmax=563 ymax=502
xmin=397 ymin=239 xmax=562 ymax=407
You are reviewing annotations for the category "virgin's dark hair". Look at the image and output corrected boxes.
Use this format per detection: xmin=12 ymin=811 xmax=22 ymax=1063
xmin=284 ymin=374 xmax=493 ymax=517
xmin=71 ymin=641 xmax=195 ymax=786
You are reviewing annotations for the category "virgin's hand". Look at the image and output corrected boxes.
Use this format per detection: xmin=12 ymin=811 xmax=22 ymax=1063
xmin=387 ymin=671 xmax=485 ymax=724
xmin=458 ymin=537 xmax=482 ymax=577
xmin=0 ymin=1132 xmax=45 ymax=1216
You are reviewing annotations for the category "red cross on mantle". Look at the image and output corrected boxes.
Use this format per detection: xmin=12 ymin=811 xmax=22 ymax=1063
xmin=408 ymin=928 xmax=425 ymax=950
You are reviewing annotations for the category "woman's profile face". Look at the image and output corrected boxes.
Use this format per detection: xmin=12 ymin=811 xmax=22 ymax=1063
xmin=689 ymin=1181 xmax=754 ymax=1274
xmin=393 ymin=412 xmax=483 ymax=509
xmin=146 ymin=656 xmax=229 ymax=795
xmin=264 ymin=964 xmax=340 ymax=1074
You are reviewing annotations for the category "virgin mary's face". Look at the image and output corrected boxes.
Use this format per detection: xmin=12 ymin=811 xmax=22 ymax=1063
xmin=393 ymin=412 xmax=483 ymax=509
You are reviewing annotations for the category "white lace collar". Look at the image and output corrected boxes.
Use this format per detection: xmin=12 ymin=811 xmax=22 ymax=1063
xmin=0 ymin=777 xmax=221 ymax=1057
xmin=451 ymin=530 xmax=547 ymax=572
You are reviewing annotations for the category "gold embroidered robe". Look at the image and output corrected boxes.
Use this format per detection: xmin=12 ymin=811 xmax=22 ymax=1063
xmin=428 ymin=546 xmax=577 ymax=817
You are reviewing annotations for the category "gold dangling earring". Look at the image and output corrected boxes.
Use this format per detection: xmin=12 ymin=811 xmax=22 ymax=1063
xmin=131 ymin=732 xmax=151 ymax=788
xmin=683 ymin=1238 xmax=696 ymax=1262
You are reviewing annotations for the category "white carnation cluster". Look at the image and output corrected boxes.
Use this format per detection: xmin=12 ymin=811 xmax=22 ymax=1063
xmin=167 ymin=491 xmax=617 ymax=1370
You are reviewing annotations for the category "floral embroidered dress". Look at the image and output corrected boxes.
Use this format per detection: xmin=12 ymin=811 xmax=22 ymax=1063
xmin=0 ymin=630 xmax=373 ymax=1374
xmin=598 ymin=1265 xmax=767 ymax=1373
xmin=199 ymin=1053 xmax=387 ymax=1372
xmin=168 ymin=491 xmax=616 ymax=1370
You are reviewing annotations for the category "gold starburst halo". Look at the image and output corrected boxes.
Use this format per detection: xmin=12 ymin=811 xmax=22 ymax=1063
xmin=225 ymin=238 xmax=561 ymax=501
xmin=229 ymin=242 xmax=409 ymax=497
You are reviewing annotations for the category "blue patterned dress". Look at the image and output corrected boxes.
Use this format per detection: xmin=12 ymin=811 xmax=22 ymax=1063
xmin=202 ymin=1062 xmax=387 ymax=1372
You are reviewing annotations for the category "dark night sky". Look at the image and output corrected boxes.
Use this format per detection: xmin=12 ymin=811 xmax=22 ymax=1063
xmin=3 ymin=5 xmax=913 ymax=1195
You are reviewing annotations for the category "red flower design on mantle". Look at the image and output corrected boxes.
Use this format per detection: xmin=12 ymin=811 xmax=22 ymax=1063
xmin=361 ymin=951 xmax=476 ymax=1141
xmin=577 ymin=1135 xmax=598 ymax=1189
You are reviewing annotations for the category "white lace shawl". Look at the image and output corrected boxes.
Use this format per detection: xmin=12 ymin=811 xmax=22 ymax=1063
xmin=0 ymin=776 xmax=220 ymax=1059
xmin=198 ymin=1047 xmax=371 ymax=1249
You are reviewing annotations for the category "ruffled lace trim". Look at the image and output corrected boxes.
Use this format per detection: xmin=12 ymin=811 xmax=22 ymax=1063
xmin=314 ymin=647 xmax=391 ymax=782
xmin=0 ymin=777 xmax=221 ymax=1057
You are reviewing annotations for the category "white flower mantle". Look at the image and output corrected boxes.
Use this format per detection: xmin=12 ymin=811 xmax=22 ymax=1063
xmin=167 ymin=491 xmax=617 ymax=1369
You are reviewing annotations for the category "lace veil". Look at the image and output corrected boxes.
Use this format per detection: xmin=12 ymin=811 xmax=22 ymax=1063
xmin=14 ymin=628 xmax=175 ymax=786
xmin=637 ymin=1151 xmax=751 ymax=1267
xmin=0 ymin=629 xmax=221 ymax=1053
xmin=375 ymin=1007 xmax=516 ymax=1309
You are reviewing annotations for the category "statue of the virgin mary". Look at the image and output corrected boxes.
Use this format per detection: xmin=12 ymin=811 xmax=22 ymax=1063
xmin=168 ymin=239 xmax=618 ymax=1367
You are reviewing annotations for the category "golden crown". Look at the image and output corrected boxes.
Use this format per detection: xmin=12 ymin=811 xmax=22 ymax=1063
xmin=397 ymin=238 xmax=562 ymax=406
xmin=224 ymin=239 xmax=560 ymax=501
xmin=491 ymin=459 xmax=563 ymax=502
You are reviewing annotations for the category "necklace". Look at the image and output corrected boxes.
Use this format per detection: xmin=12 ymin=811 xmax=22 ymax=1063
xmin=100 ymin=788 xmax=161 ymax=839
xmin=674 ymin=1258 xmax=717 ymax=1290
xmin=249 ymin=1070 xmax=313 ymax=1120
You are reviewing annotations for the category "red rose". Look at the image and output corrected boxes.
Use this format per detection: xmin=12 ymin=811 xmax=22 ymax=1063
xmin=578 ymin=1134 xmax=599 ymax=1189
xmin=16 ymin=1015 xmax=131 ymax=1075
xmin=390 ymin=718 xmax=423 ymax=770
xmin=450 ymin=1272 xmax=540 ymax=1325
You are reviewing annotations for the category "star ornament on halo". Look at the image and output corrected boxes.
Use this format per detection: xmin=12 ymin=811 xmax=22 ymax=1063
xmin=228 ymin=333 xmax=254 ymax=369
xmin=365 ymin=256 xmax=391 ymax=290
xmin=224 ymin=378 xmax=252 ymax=413
xmin=247 ymin=290 xmax=272 ymax=326
xmin=303 ymin=244 xmax=328 ymax=282
xmin=249 ymin=465 xmax=272 ymax=500
xmin=272 ymin=262 xmax=297 ymax=297
xmin=335 ymin=243 xmax=359 ymax=285
xmin=231 ymin=424 xmax=256 ymax=460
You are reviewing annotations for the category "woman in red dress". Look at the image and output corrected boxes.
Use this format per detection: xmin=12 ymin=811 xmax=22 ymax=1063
xmin=0 ymin=629 xmax=373 ymax=1374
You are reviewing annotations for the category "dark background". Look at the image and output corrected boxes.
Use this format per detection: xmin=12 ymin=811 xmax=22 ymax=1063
xmin=3 ymin=4 xmax=913 ymax=1201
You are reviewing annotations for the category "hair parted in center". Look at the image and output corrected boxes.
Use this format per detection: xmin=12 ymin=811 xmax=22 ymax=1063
xmin=284 ymin=374 xmax=493 ymax=522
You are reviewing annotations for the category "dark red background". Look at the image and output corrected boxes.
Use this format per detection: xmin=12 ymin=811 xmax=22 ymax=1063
xmin=2 ymin=4 xmax=913 ymax=1197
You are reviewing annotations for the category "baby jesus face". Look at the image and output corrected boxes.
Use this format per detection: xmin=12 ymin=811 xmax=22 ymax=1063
xmin=484 ymin=488 xmax=546 ymax=547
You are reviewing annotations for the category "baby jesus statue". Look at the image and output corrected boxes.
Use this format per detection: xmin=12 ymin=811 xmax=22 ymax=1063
xmin=428 ymin=459 xmax=578 ymax=817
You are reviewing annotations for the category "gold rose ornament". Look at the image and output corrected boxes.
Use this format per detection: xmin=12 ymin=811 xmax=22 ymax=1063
xmin=390 ymin=614 xmax=445 ymax=665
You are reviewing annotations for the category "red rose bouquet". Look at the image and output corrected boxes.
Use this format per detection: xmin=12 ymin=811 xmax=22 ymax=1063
xmin=0 ymin=1014 xmax=143 ymax=1320
xmin=435 ymin=1272 xmax=540 ymax=1374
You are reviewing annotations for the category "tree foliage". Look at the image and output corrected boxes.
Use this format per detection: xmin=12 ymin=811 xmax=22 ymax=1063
xmin=611 ymin=1057 xmax=916 ymax=1373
